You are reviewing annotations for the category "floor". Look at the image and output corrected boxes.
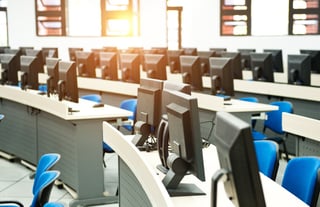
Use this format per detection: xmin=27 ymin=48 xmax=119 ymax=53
xmin=0 ymin=153 xmax=119 ymax=207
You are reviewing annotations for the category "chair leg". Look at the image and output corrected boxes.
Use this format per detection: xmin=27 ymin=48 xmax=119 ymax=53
xmin=281 ymin=141 xmax=290 ymax=161
xmin=103 ymin=151 xmax=106 ymax=168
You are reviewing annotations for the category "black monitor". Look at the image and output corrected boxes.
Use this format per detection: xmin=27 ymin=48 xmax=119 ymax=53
xmin=197 ymin=51 xmax=216 ymax=76
xmin=263 ymin=49 xmax=284 ymax=73
xmin=132 ymin=78 xmax=164 ymax=149
xmin=211 ymin=111 xmax=266 ymax=207
xmin=183 ymin=47 xmax=198 ymax=56
xmin=42 ymin=47 xmax=59 ymax=64
xmin=91 ymin=48 xmax=104 ymax=66
xmin=180 ymin=55 xmax=203 ymax=91
xmin=238 ymin=49 xmax=256 ymax=70
xmin=220 ymin=52 xmax=242 ymax=79
xmin=0 ymin=46 xmax=10 ymax=54
xmin=250 ymin=53 xmax=274 ymax=82
xmin=75 ymin=51 xmax=96 ymax=78
xmin=0 ymin=53 xmax=20 ymax=85
xmin=144 ymin=54 xmax=167 ymax=80
xmin=161 ymin=90 xmax=206 ymax=196
xmin=287 ymin=54 xmax=312 ymax=86
xmin=3 ymin=49 xmax=22 ymax=71
xmin=167 ymin=49 xmax=184 ymax=73
xmin=25 ymin=49 xmax=45 ymax=73
xmin=46 ymin=57 xmax=60 ymax=96
xmin=68 ymin=47 xmax=83 ymax=61
xmin=19 ymin=46 xmax=34 ymax=55
xmin=209 ymin=57 xmax=234 ymax=97
xmin=151 ymin=47 xmax=168 ymax=64
xmin=210 ymin=48 xmax=227 ymax=54
xmin=119 ymin=53 xmax=140 ymax=84
xmin=20 ymin=56 xmax=42 ymax=90
xmin=300 ymin=49 xmax=320 ymax=74
xmin=57 ymin=61 xmax=79 ymax=103
xmin=99 ymin=52 xmax=118 ymax=80
xmin=103 ymin=46 xmax=118 ymax=52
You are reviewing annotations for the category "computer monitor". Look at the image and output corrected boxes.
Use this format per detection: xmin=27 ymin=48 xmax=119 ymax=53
xmin=20 ymin=56 xmax=42 ymax=90
xmin=161 ymin=90 xmax=206 ymax=196
xmin=0 ymin=53 xmax=20 ymax=85
xmin=300 ymin=49 xmax=320 ymax=74
xmin=210 ymin=48 xmax=227 ymax=54
xmin=250 ymin=53 xmax=274 ymax=82
xmin=0 ymin=46 xmax=10 ymax=54
xmin=99 ymin=52 xmax=118 ymax=80
xmin=220 ymin=52 xmax=242 ymax=79
xmin=103 ymin=46 xmax=118 ymax=52
xmin=19 ymin=46 xmax=34 ymax=55
xmin=144 ymin=54 xmax=167 ymax=80
xmin=211 ymin=111 xmax=266 ymax=207
xmin=3 ymin=49 xmax=22 ymax=71
xmin=91 ymin=48 xmax=104 ymax=66
xmin=180 ymin=55 xmax=203 ymax=91
xmin=68 ymin=47 xmax=83 ymax=61
xmin=75 ymin=51 xmax=96 ymax=78
xmin=46 ymin=57 xmax=60 ymax=96
xmin=57 ymin=61 xmax=79 ymax=103
xmin=25 ymin=49 xmax=45 ymax=73
xmin=238 ymin=49 xmax=256 ymax=70
xmin=197 ymin=51 xmax=216 ymax=76
xmin=287 ymin=54 xmax=312 ymax=86
xmin=183 ymin=47 xmax=198 ymax=56
xmin=132 ymin=78 xmax=164 ymax=149
xmin=119 ymin=53 xmax=140 ymax=84
xmin=209 ymin=57 xmax=234 ymax=97
xmin=42 ymin=47 xmax=59 ymax=64
xmin=151 ymin=47 xmax=168 ymax=64
xmin=263 ymin=49 xmax=284 ymax=73
xmin=167 ymin=49 xmax=184 ymax=73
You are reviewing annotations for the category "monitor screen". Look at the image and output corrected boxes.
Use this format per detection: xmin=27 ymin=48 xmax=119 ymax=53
xmin=99 ymin=52 xmax=118 ymax=80
xmin=20 ymin=56 xmax=42 ymax=90
xmin=180 ymin=55 xmax=203 ymax=91
xmin=287 ymin=54 xmax=312 ymax=86
xmin=144 ymin=54 xmax=167 ymax=80
xmin=263 ymin=49 xmax=284 ymax=73
xmin=162 ymin=90 xmax=205 ymax=196
xmin=75 ymin=51 xmax=96 ymax=78
xmin=57 ymin=61 xmax=79 ymax=103
xmin=0 ymin=53 xmax=20 ymax=85
xmin=197 ymin=51 xmax=216 ymax=76
xmin=132 ymin=78 xmax=164 ymax=148
xmin=46 ymin=57 xmax=60 ymax=96
xmin=68 ymin=47 xmax=83 ymax=62
xmin=250 ymin=53 xmax=274 ymax=82
xmin=220 ymin=52 xmax=242 ymax=79
xmin=211 ymin=111 xmax=266 ymax=207
xmin=300 ymin=49 xmax=320 ymax=74
xmin=209 ymin=57 xmax=234 ymax=97
xmin=238 ymin=49 xmax=256 ymax=70
xmin=25 ymin=49 xmax=45 ymax=73
xmin=42 ymin=47 xmax=59 ymax=64
xmin=167 ymin=49 xmax=184 ymax=73
xmin=119 ymin=53 xmax=140 ymax=84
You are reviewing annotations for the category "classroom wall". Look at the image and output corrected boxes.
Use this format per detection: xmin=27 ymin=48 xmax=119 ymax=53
xmin=7 ymin=0 xmax=320 ymax=72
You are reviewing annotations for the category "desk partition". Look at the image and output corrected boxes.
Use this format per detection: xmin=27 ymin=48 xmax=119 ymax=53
xmin=0 ymin=85 xmax=132 ymax=207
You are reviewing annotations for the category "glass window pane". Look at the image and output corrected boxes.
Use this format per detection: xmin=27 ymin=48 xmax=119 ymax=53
xmin=37 ymin=16 xmax=63 ymax=36
xmin=105 ymin=0 xmax=129 ymax=11
xmin=37 ymin=0 xmax=61 ymax=11
xmin=0 ymin=11 xmax=8 ymax=46
xmin=106 ymin=19 xmax=130 ymax=35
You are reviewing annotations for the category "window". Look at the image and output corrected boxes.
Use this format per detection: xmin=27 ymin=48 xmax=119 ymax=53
xmin=0 ymin=6 xmax=8 ymax=46
xmin=289 ymin=0 xmax=320 ymax=35
xmin=220 ymin=0 xmax=251 ymax=36
xmin=35 ymin=0 xmax=66 ymax=36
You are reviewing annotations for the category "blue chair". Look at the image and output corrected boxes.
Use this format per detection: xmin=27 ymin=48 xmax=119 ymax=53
xmin=117 ymin=98 xmax=137 ymax=134
xmin=80 ymin=94 xmax=102 ymax=103
xmin=239 ymin=96 xmax=259 ymax=129
xmin=32 ymin=153 xmax=61 ymax=195
xmin=281 ymin=156 xmax=320 ymax=207
xmin=254 ymin=140 xmax=279 ymax=180
xmin=43 ymin=202 xmax=64 ymax=207
xmin=252 ymin=101 xmax=293 ymax=161
xmin=0 ymin=170 xmax=61 ymax=207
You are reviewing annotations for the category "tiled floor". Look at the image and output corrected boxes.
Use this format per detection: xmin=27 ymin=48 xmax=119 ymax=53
xmin=0 ymin=153 xmax=119 ymax=207
xmin=0 ymin=149 xmax=288 ymax=207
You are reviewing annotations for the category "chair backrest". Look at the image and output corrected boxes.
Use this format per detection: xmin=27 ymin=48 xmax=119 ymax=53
xmin=264 ymin=101 xmax=293 ymax=134
xmin=239 ymin=97 xmax=258 ymax=103
xmin=254 ymin=140 xmax=279 ymax=180
xmin=120 ymin=99 xmax=137 ymax=121
xmin=33 ymin=153 xmax=61 ymax=195
xmin=80 ymin=94 xmax=102 ymax=103
xmin=281 ymin=156 xmax=320 ymax=207
xmin=31 ymin=170 xmax=60 ymax=207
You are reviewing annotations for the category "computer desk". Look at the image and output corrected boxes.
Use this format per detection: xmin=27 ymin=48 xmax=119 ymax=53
xmin=282 ymin=112 xmax=320 ymax=156
xmin=103 ymin=121 xmax=308 ymax=207
xmin=0 ymin=85 xmax=132 ymax=207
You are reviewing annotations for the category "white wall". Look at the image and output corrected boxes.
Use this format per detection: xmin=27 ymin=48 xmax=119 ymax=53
xmin=7 ymin=0 xmax=320 ymax=71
